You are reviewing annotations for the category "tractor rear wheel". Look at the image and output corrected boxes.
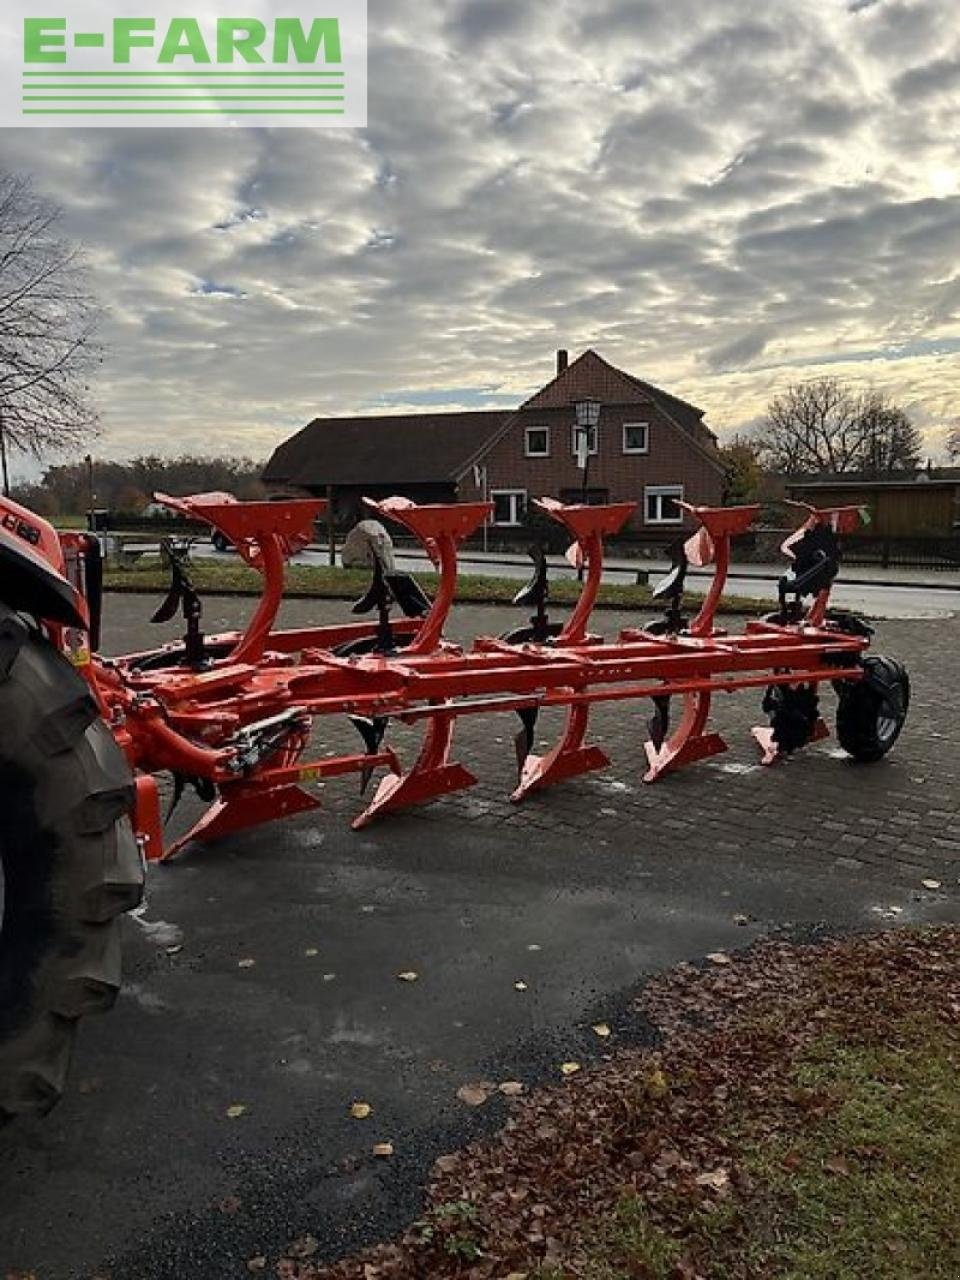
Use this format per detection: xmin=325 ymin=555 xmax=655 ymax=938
xmin=0 ymin=604 xmax=143 ymax=1123
xmin=836 ymin=655 xmax=910 ymax=763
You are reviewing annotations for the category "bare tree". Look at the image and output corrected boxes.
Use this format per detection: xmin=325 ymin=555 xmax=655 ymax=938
xmin=856 ymin=390 xmax=924 ymax=476
xmin=0 ymin=173 xmax=103 ymax=495
xmin=758 ymin=377 xmax=922 ymax=476
xmin=946 ymin=422 xmax=960 ymax=461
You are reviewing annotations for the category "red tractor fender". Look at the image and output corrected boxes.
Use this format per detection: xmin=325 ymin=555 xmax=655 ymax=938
xmin=0 ymin=495 xmax=87 ymax=629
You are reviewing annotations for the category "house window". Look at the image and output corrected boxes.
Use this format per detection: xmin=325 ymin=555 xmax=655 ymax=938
xmin=570 ymin=424 xmax=599 ymax=456
xmin=491 ymin=489 xmax=527 ymax=527
xmin=525 ymin=426 xmax=550 ymax=457
xmin=645 ymin=485 xmax=684 ymax=525
xmin=623 ymin=422 xmax=650 ymax=454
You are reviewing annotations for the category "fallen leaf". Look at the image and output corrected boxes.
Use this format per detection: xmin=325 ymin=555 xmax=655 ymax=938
xmin=922 ymin=879 xmax=942 ymax=891
xmin=396 ymin=971 xmax=419 ymax=983
xmin=695 ymin=1167 xmax=730 ymax=1192
xmin=237 ymin=958 xmax=256 ymax=969
xmin=226 ymin=1104 xmax=247 ymax=1119
xmin=457 ymin=1081 xmax=495 ymax=1107
xmin=560 ymin=1062 xmax=581 ymax=1077
xmin=165 ymin=944 xmax=183 ymax=956
xmin=499 ymin=1081 xmax=525 ymax=1097
xmin=435 ymin=1153 xmax=460 ymax=1173
xmin=706 ymin=952 xmax=731 ymax=966
xmin=514 ymin=981 xmax=528 ymax=992
xmin=350 ymin=1101 xmax=372 ymax=1119
xmin=323 ymin=973 xmax=336 ymax=982
xmin=733 ymin=913 xmax=750 ymax=926
xmin=824 ymin=1154 xmax=850 ymax=1176
xmin=246 ymin=1258 xmax=267 ymax=1274
xmin=304 ymin=947 xmax=319 ymax=957
xmin=373 ymin=1142 xmax=394 ymax=1158
xmin=592 ymin=1023 xmax=612 ymax=1039
xmin=646 ymin=1069 xmax=669 ymax=1100
xmin=527 ymin=944 xmax=541 ymax=952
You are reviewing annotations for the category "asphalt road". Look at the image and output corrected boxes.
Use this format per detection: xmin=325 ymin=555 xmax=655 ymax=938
xmin=1 ymin=598 xmax=958 ymax=1280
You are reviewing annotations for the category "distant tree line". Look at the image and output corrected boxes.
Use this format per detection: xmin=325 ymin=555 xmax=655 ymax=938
xmin=12 ymin=454 xmax=266 ymax=517
xmin=758 ymin=378 xmax=923 ymax=477
xmin=717 ymin=377 xmax=927 ymax=506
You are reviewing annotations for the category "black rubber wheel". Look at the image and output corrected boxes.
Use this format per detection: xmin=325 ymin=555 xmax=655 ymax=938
xmin=0 ymin=605 xmax=143 ymax=1122
xmin=210 ymin=530 xmax=232 ymax=553
xmin=836 ymin=655 xmax=910 ymax=763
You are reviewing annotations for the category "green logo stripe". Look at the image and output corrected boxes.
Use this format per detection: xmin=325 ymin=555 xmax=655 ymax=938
xmin=23 ymin=86 xmax=339 ymax=92
xmin=22 ymin=70 xmax=345 ymax=77
xmin=22 ymin=108 xmax=347 ymax=114
xmin=23 ymin=94 xmax=345 ymax=100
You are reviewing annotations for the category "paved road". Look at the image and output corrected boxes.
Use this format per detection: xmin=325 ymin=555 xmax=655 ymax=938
xmin=2 ymin=598 xmax=958 ymax=1279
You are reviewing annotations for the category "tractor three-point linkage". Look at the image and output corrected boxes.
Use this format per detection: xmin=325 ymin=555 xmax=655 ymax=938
xmin=42 ymin=488 xmax=909 ymax=861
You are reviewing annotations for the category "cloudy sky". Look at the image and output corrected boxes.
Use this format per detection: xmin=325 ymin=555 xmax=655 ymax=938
xmin=2 ymin=0 xmax=959 ymax=476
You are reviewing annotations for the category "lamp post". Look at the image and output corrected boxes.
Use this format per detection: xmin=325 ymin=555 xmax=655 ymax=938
xmin=573 ymin=399 xmax=601 ymax=506
xmin=573 ymin=399 xmax=601 ymax=582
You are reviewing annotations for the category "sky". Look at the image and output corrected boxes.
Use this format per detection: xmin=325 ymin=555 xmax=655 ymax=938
xmin=1 ymin=0 xmax=959 ymax=479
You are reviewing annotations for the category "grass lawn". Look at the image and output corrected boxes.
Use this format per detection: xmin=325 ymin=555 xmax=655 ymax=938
xmin=305 ymin=929 xmax=960 ymax=1280
xmin=102 ymin=555 xmax=770 ymax=616
xmin=571 ymin=1016 xmax=960 ymax=1279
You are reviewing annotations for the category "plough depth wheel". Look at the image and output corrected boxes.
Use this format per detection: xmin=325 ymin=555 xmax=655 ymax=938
xmin=0 ymin=605 xmax=142 ymax=1122
xmin=836 ymin=656 xmax=910 ymax=763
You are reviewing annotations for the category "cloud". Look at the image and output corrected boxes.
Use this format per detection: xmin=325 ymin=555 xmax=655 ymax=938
xmin=1 ymin=0 xmax=959 ymax=481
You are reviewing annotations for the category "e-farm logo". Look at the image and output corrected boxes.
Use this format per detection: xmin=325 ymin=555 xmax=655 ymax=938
xmin=2 ymin=2 xmax=366 ymax=127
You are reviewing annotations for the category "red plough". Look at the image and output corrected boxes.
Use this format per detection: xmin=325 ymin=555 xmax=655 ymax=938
xmin=2 ymin=489 xmax=911 ymax=863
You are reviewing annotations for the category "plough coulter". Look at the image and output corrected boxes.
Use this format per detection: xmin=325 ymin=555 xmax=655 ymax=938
xmin=0 ymin=486 xmax=909 ymax=1117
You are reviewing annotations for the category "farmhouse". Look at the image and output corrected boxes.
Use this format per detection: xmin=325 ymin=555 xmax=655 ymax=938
xmin=263 ymin=350 xmax=724 ymax=537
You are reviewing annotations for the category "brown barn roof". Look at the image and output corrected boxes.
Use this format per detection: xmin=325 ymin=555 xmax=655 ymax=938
xmin=263 ymin=409 xmax=515 ymax=489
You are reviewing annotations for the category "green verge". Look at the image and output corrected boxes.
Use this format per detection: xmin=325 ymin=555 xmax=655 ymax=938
xmin=551 ymin=1014 xmax=960 ymax=1280
xmin=102 ymin=556 xmax=769 ymax=615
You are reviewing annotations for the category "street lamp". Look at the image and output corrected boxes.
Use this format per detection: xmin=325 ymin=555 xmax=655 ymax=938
xmin=573 ymin=399 xmax=601 ymax=582
xmin=573 ymin=399 xmax=601 ymax=505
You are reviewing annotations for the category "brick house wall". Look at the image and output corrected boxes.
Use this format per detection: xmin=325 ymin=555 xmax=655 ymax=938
xmin=459 ymin=403 xmax=722 ymax=535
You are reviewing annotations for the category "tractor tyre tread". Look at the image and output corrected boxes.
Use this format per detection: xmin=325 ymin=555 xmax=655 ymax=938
xmin=0 ymin=602 xmax=143 ymax=1124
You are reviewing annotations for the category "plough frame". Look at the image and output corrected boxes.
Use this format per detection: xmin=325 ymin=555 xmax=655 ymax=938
xmin=2 ymin=485 xmax=905 ymax=862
